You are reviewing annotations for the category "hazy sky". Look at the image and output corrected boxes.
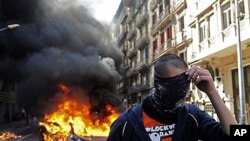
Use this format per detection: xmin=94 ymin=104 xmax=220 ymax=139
xmin=81 ymin=0 xmax=121 ymax=23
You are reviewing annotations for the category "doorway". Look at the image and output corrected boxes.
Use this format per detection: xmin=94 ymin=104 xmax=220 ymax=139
xmin=232 ymin=65 xmax=250 ymax=122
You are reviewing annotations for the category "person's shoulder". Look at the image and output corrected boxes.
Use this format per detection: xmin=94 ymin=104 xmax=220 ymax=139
xmin=184 ymin=103 xmax=202 ymax=116
xmin=184 ymin=103 xmax=200 ymax=110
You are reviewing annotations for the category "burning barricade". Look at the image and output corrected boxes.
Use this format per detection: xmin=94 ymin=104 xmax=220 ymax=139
xmin=39 ymin=84 xmax=120 ymax=141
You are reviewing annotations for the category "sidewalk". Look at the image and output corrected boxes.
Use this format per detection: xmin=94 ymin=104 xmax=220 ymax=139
xmin=0 ymin=120 xmax=29 ymax=133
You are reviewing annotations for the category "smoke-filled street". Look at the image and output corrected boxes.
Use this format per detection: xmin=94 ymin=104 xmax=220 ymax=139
xmin=0 ymin=0 xmax=122 ymax=140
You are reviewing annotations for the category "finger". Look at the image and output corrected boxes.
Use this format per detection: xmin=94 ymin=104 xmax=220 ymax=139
xmin=195 ymin=75 xmax=209 ymax=84
xmin=192 ymin=71 xmax=201 ymax=83
xmin=186 ymin=67 xmax=198 ymax=80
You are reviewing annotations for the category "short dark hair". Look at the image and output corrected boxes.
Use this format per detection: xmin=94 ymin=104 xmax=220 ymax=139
xmin=155 ymin=54 xmax=188 ymax=77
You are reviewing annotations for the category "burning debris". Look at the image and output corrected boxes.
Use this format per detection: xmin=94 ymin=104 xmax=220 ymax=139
xmin=39 ymin=84 xmax=120 ymax=141
xmin=0 ymin=132 xmax=21 ymax=141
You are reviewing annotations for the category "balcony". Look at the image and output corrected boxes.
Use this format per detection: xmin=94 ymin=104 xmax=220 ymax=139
xmin=127 ymin=68 xmax=138 ymax=77
xmin=150 ymin=0 xmax=158 ymax=11
xmin=127 ymin=28 xmax=136 ymax=40
xmin=199 ymin=39 xmax=209 ymax=53
xmin=127 ymin=48 xmax=137 ymax=59
xmin=117 ymin=29 xmax=127 ymax=45
xmin=156 ymin=6 xmax=173 ymax=30
xmin=119 ymin=86 xmax=128 ymax=93
xmin=194 ymin=0 xmax=216 ymax=16
xmin=153 ymin=39 xmax=174 ymax=60
xmin=150 ymin=23 xmax=158 ymax=36
xmin=136 ymin=35 xmax=149 ymax=50
xmin=175 ymin=31 xmax=187 ymax=48
xmin=128 ymin=86 xmax=138 ymax=94
xmin=173 ymin=0 xmax=186 ymax=14
xmin=137 ymin=82 xmax=150 ymax=92
xmin=137 ymin=59 xmax=150 ymax=71
xmin=0 ymin=91 xmax=15 ymax=102
xmin=121 ymin=43 xmax=128 ymax=52
xmin=135 ymin=12 xmax=149 ymax=28
xmin=121 ymin=64 xmax=129 ymax=72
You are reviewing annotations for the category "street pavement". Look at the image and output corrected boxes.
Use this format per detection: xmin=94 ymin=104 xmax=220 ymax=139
xmin=0 ymin=120 xmax=39 ymax=141
xmin=0 ymin=121 xmax=107 ymax=141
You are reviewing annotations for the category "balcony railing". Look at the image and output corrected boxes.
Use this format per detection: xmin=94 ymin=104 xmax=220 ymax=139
xmin=137 ymin=59 xmax=149 ymax=71
xmin=195 ymin=0 xmax=215 ymax=15
xmin=0 ymin=91 xmax=15 ymax=101
xmin=121 ymin=64 xmax=129 ymax=71
xmin=127 ymin=68 xmax=138 ymax=77
xmin=117 ymin=28 xmax=127 ymax=45
xmin=119 ymin=86 xmax=128 ymax=93
xmin=137 ymin=82 xmax=150 ymax=92
xmin=175 ymin=31 xmax=186 ymax=46
xmin=150 ymin=0 xmax=158 ymax=11
xmin=173 ymin=0 xmax=186 ymax=13
xmin=127 ymin=28 xmax=136 ymax=40
xmin=150 ymin=23 xmax=158 ymax=36
xmin=121 ymin=43 xmax=128 ymax=52
xmin=156 ymin=6 xmax=173 ymax=30
xmin=151 ymin=7 xmax=173 ymax=35
xmin=199 ymin=39 xmax=208 ymax=53
xmin=127 ymin=48 xmax=137 ymax=58
xmin=153 ymin=39 xmax=174 ymax=59
xmin=222 ymin=26 xmax=233 ymax=40
xmin=128 ymin=86 xmax=138 ymax=94
xmin=135 ymin=12 xmax=149 ymax=28
xmin=136 ymin=34 xmax=149 ymax=50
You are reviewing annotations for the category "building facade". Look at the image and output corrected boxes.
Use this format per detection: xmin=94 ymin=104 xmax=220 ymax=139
xmin=0 ymin=1 xmax=19 ymax=124
xmin=113 ymin=0 xmax=152 ymax=109
xmin=186 ymin=0 xmax=250 ymax=122
xmin=113 ymin=0 xmax=250 ymax=122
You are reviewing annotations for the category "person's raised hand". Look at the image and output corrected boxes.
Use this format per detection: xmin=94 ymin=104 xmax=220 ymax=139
xmin=186 ymin=66 xmax=216 ymax=95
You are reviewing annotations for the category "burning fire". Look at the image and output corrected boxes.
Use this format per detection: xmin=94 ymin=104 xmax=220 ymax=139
xmin=39 ymin=84 xmax=120 ymax=141
xmin=0 ymin=132 xmax=21 ymax=140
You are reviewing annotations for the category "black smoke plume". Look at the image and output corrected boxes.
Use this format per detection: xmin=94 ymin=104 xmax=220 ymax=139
xmin=0 ymin=0 xmax=123 ymax=117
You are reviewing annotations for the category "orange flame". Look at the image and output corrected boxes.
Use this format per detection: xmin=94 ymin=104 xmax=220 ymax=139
xmin=39 ymin=84 xmax=120 ymax=141
xmin=0 ymin=132 xmax=21 ymax=140
xmin=58 ymin=83 xmax=71 ymax=94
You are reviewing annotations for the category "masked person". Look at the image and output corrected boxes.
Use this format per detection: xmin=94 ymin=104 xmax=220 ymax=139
xmin=106 ymin=54 xmax=237 ymax=141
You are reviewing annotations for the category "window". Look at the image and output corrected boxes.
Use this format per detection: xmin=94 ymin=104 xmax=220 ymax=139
xmin=140 ymin=49 xmax=145 ymax=63
xmin=139 ymin=28 xmax=143 ymax=37
xmin=179 ymin=51 xmax=187 ymax=61
xmin=246 ymin=66 xmax=250 ymax=87
xmin=159 ymin=4 xmax=163 ymax=16
xmin=142 ymin=24 xmax=148 ymax=36
xmin=199 ymin=20 xmax=206 ymax=41
xmin=132 ymin=38 xmax=136 ymax=49
xmin=152 ymin=13 xmax=157 ymax=25
xmin=239 ymin=1 xmax=245 ymax=20
xmin=153 ymin=39 xmax=158 ymax=53
xmin=165 ymin=0 xmax=170 ymax=7
xmin=140 ymin=47 xmax=149 ymax=63
xmin=179 ymin=17 xmax=185 ymax=32
xmin=222 ymin=3 xmax=231 ymax=29
xmin=166 ymin=26 xmax=172 ymax=40
xmin=129 ymin=59 xmax=133 ymax=68
xmin=209 ymin=14 xmax=216 ymax=37
xmin=1 ymin=80 xmax=13 ymax=92
xmin=160 ymin=32 xmax=165 ymax=45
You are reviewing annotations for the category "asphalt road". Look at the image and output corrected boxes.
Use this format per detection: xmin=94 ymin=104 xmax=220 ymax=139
xmin=0 ymin=121 xmax=107 ymax=141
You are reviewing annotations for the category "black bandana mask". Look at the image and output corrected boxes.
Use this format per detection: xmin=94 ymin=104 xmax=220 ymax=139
xmin=152 ymin=70 xmax=191 ymax=113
